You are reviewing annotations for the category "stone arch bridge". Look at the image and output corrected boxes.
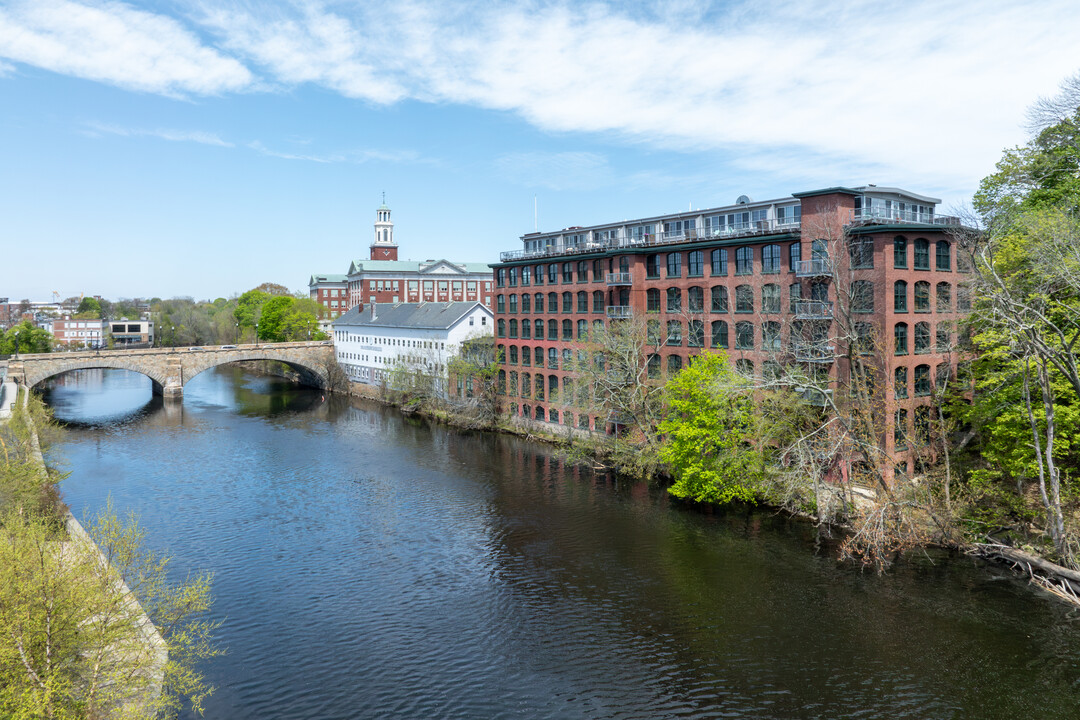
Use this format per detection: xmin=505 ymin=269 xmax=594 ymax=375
xmin=7 ymin=342 xmax=335 ymax=399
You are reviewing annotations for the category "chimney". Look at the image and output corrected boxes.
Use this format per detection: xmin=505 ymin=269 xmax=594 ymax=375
xmin=370 ymin=302 xmax=377 ymax=321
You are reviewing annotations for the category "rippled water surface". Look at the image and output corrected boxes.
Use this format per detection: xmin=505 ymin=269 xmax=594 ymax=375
xmin=44 ymin=367 xmax=1080 ymax=719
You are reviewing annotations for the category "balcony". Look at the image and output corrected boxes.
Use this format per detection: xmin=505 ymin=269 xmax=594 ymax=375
xmin=847 ymin=209 xmax=961 ymax=226
xmin=795 ymin=258 xmax=833 ymax=278
xmin=795 ymin=387 xmax=833 ymax=406
xmin=794 ymin=300 xmax=833 ymax=320
xmin=606 ymin=272 xmax=632 ymax=285
xmin=606 ymin=306 xmax=632 ymax=319
xmin=792 ymin=341 xmax=835 ymax=363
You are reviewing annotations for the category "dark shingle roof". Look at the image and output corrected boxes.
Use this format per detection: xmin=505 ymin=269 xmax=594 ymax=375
xmin=332 ymin=301 xmax=489 ymax=331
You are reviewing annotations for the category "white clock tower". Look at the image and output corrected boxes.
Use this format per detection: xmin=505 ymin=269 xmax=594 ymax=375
xmin=370 ymin=194 xmax=398 ymax=261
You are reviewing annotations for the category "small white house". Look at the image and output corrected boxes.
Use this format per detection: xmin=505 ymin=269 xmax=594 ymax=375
xmin=332 ymin=301 xmax=493 ymax=393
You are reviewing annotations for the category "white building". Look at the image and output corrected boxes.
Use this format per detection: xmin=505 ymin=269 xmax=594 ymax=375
xmin=332 ymin=301 xmax=493 ymax=393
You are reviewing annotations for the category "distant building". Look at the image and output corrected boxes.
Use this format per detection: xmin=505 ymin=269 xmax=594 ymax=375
xmin=308 ymin=200 xmax=494 ymax=320
xmin=52 ymin=317 xmax=107 ymax=349
xmin=331 ymin=301 xmax=493 ymax=394
xmin=109 ymin=318 xmax=155 ymax=346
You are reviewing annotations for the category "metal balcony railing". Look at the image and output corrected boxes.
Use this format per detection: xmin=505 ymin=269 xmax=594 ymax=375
xmin=794 ymin=300 xmax=833 ymax=320
xmin=605 ymin=272 xmax=632 ymax=285
xmin=792 ymin=341 xmax=836 ymax=363
xmin=847 ymin=209 xmax=961 ymax=226
xmin=606 ymin=306 xmax=632 ymax=319
xmin=795 ymin=258 xmax=833 ymax=278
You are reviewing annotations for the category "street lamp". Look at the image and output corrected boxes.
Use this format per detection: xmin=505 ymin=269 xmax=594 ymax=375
xmin=235 ymin=322 xmax=239 ymax=344
xmin=255 ymin=322 xmax=259 ymax=348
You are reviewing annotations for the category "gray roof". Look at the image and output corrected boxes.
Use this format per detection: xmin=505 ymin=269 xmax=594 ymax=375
xmin=309 ymin=274 xmax=348 ymax=285
xmin=333 ymin=301 xmax=491 ymax=331
xmin=346 ymin=259 xmax=492 ymax=275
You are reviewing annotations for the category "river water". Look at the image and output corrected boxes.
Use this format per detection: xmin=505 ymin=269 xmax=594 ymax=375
xmin=42 ymin=367 xmax=1080 ymax=719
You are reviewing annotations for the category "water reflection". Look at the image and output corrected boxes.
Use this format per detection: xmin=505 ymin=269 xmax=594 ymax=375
xmin=45 ymin=368 xmax=1080 ymax=720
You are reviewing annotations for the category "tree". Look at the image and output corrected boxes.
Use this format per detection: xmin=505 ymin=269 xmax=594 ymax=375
xmin=1 ymin=321 xmax=53 ymax=354
xmin=447 ymin=335 xmax=503 ymax=428
xmin=76 ymin=297 xmax=102 ymax=319
xmin=254 ymin=282 xmax=291 ymax=297
xmin=659 ymin=352 xmax=764 ymax=504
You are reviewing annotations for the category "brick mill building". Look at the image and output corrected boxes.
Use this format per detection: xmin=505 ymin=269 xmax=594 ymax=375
xmin=490 ymin=185 xmax=970 ymax=478
xmin=309 ymin=200 xmax=494 ymax=322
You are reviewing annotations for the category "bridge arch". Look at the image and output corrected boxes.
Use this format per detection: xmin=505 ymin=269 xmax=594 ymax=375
xmin=182 ymin=352 xmax=329 ymax=390
xmin=25 ymin=359 xmax=170 ymax=394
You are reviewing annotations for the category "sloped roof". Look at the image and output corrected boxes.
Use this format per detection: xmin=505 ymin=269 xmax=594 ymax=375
xmin=309 ymin=274 xmax=348 ymax=285
xmin=346 ymin=259 xmax=492 ymax=275
xmin=333 ymin=301 xmax=491 ymax=331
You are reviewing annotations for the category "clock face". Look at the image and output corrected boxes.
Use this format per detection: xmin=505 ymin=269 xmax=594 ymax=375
xmin=382 ymin=249 xmax=390 ymax=257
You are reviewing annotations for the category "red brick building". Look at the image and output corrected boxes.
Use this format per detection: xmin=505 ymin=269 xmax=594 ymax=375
xmin=490 ymin=186 xmax=970 ymax=478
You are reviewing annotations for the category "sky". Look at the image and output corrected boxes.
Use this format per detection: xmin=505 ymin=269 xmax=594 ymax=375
xmin=0 ymin=0 xmax=1077 ymax=302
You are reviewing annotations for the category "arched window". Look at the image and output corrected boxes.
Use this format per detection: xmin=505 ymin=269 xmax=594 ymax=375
xmin=914 ymin=238 xmax=930 ymax=270
xmin=757 ymin=284 xmax=778 ymax=313
xmin=646 ymin=254 xmax=660 ymax=278
xmin=508 ymin=294 xmax=518 ymax=313
xmin=711 ymin=286 xmax=729 ymax=312
xmin=894 ymin=322 xmax=908 ymax=355
xmin=762 ymin=244 xmax=781 ymax=273
xmin=788 ymin=283 xmax=802 ymax=314
xmin=647 ymin=288 xmax=660 ymax=313
xmin=851 ymin=280 xmax=874 ymax=312
xmin=894 ymin=280 xmax=908 ymax=312
xmin=895 ymin=409 xmax=908 ymax=448
xmin=666 ymin=287 xmax=682 ymax=312
xmin=712 ymin=321 xmax=729 ymax=348
xmin=535 ymin=373 xmax=545 ymax=399
xmin=688 ymin=286 xmax=704 ymax=312
xmin=893 ymin=236 xmax=908 ymax=269
xmin=936 ymin=282 xmax=952 ymax=312
xmin=914 ymin=281 xmax=930 ymax=312
xmin=534 ymin=319 xmax=544 ymax=338
xmin=914 ymin=365 xmax=931 ymax=396
xmin=667 ymin=355 xmax=683 ymax=375
xmin=665 ymin=252 xmax=683 ymax=278
xmin=688 ymin=319 xmax=704 ymax=347
xmin=736 ymin=246 xmax=753 ymax=275
xmin=914 ymin=322 xmax=931 ymax=353
xmin=647 ymin=353 xmax=661 ymax=378
xmin=647 ymin=319 xmax=661 ymax=345
xmin=592 ymin=290 xmax=604 ymax=313
xmin=562 ymin=292 xmax=572 ymax=312
xmin=520 ymin=347 xmax=531 ymax=366
xmin=521 ymin=293 xmax=531 ymax=313
xmin=894 ymin=366 xmax=908 ymax=398
xmin=735 ymin=359 xmax=754 ymax=376
xmin=535 ymin=405 xmax=545 ymax=421
xmin=497 ymin=319 xmax=506 ymax=338
xmin=854 ymin=322 xmax=875 ymax=354
xmin=549 ymin=408 xmax=559 ymax=424
xmin=577 ymin=319 xmax=587 ymax=339
xmin=735 ymin=321 xmax=754 ymax=349
xmin=508 ymin=319 xmax=518 ymax=338
xmin=521 ymin=372 xmax=531 ymax=397
xmin=521 ymin=319 xmax=531 ymax=339
xmin=763 ymin=321 xmax=781 ymax=351
xmin=509 ymin=345 xmax=519 ymax=364
xmin=562 ymin=319 xmax=572 ymax=340
xmin=576 ymin=291 xmax=588 ymax=313
xmin=509 ymin=371 xmax=518 ymax=396
xmin=936 ymin=324 xmax=951 ymax=352
xmin=936 ymin=239 xmax=951 ymax=271
xmin=545 ymin=292 xmax=556 ymax=311
xmin=534 ymin=293 xmax=544 ymax=312
xmin=735 ymin=285 xmax=754 ymax=313
xmin=711 ymin=248 xmax=728 ymax=276
xmin=547 ymin=320 xmax=558 ymax=340
xmin=496 ymin=295 xmax=506 ymax=313
xmin=667 ymin=320 xmax=683 ymax=345
xmin=688 ymin=250 xmax=704 ymax=276
xmin=789 ymin=242 xmax=802 ymax=271
xmin=498 ymin=370 xmax=506 ymax=394
xmin=548 ymin=374 xmax=559 ymax=399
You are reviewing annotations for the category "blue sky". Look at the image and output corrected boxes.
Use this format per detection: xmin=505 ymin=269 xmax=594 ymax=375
xmin=1 ymin=0 xmax=1077 ymax=302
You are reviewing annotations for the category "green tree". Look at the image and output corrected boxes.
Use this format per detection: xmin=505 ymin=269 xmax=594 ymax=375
xmin=257 ymin=296 xmax=295 ymax=342
xmin=75 ymin=297 xmax=102 ymax=318
xmin=1 ymin=321 xmax=53 ymax=354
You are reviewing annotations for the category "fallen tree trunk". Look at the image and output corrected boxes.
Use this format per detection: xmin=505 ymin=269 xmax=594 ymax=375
xmin=975 ymin=543 xmax=1080 ymax=599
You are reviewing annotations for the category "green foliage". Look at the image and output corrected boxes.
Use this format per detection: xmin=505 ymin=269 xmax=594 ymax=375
xmin=75 ymin=297 xmax=102 ymax=319
xmin=1 ymin=321 xmax=53 ymax=354
xmin=659 ymin=353 xmax=764 ymax=504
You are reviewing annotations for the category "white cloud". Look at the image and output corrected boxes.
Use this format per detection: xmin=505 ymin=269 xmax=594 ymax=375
xmin=494 ymin=151 xmax=614 ymax=191
xmin=84 ymin=122 xmax=234 ymax=146
xmin=0 ymin=58 xmax=14 ymax=76
xmin=247 ymin=140 xmax=427 ymax=165
xmin=0 ymin=0 xmax=251 ymax=96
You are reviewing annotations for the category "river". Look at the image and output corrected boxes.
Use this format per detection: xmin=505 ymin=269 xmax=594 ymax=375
xmin=42 ymin=367 xmax=1080 ymax=719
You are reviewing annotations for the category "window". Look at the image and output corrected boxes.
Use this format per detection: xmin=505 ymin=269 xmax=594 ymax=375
xmin=936 ymin=324 xmax=951 ymax=352
xmin=711 ymin=286 xmax=729 ymax=313
xmin=667 ymin=355 xmax=683 ymax=375
xmin=763 ymin=321 xmax=781 ymax=351
xmin=646 ymin=254 xmax=660 ymax=278
xmin=547 ymin=264 xmax=558 ymax=283
xmin=508 ymin=267 xmax=518 ymax=287
xmin=688 ymin=286 xmax=704 ymax=313
xmin=521 ymin=266 xmax=531 ymax=286
xmin=895 ymin=409 xmax=908 ymax=448
xmin=509 ymin=319 xmax=518 ymax=338
xmin=679 ymin=250 xmax=701 ymax=278
xmin=647 ymin=353 xmax=661 ymax=379
xmin=561 ymin=292 xmax=572 ymax=313
xmin=894 ymin=280 xmax=908 ymax=312
xmin=548 ymin=292 xmax=558 ymax=311
xmin=521 ymin=347 xmax=531 ymax=366
xmin=594 ymin=259 xmax=604 ymax=280
xmin=536 ymin=320 xmax=545 ymax=339
xmin=666 ymin=252 xmax=682 ymax=278
xmin=562 ymin=263 xmax=573 ymax=283
xmin=936 ymin=240 xmax=951 ymax=271
xmin=688 ymin=319 xmax=704 ymax=347
xmin=735 ymin=285 xmax=754 ymax=313
xmin=958 ymin=284 xmax=972 ymax=311
xmin=914 ymin=281 xmax=930 ymax=312
xmin=577 ymin=319 xmax=587 ymax=339
xmin=562 ymin=319 xmax=572 ymax=340
xmin=667 ymin=320 xmax=683 ymax=345
xmin=914 ymin=364 xmax=931 ymax=396
xmin=936 ymin=362 xmax=952 ymax=389
xmin=508 ymin=294 xmax=518 ymax=313
xmin=849 ymin=237 xmax=874 ymax=268
xmin=521 ymin=373 xmax=530 ymax=397
xmin=509 ymin=345 xmax=519 ymax=364
xmin=735 ymin=321 xmax=754 ymax=349
xmin=789 ymin=242 xmax=802 ymax=272
xmin=851 ymin=280 xmax=874 ymax=312
xmin=914 ymin=238 xmax=930 ymax=270
xmin=762 ymin=283 xmax=781 ymax=313
xmin=647 ymin=318 xmax=662 ymax=345
xmin=647 ymin=289 xmax=661 ymax=313
xmin=496 ymin=268 xmax=506 ymax=287
xmin=548 ymin=320 xmax=558 ymax=340
xmin=534 ymin=293 xmax=544 ymax=313
xmin=895 ymin=322 xmax=908 ymax=355
xmin=893 ymin=236 xmax=908 ymax=268
xmin=914 ymin=321 xmax=931 ymax=353
xmin=736 ymin=359 xmax=754 ymax=376
xmin=854 ymin=322 xmax=875 ymax=354
xmin=548 ymin=347 xmax=558 ymax=369
xmin=577 ymin=260 xmax=589 ymax=282
xmin=591 ymin=289 xmax=609 ymax=313
xmin=711 ymin=321 xmax=729 ymax=348
xmin=666 ymin=287 xmax=682 ymax=312
xmin=577 ymin=291 xmax=588 ymax=313
xmin=497 ymin=319 xmax=506 ymax=337
xmin=711 ymin=248 xmax=728 ymax=276
xmin=894 ymin=366 xmax=908 ymax=398
xmin=789 ymin=283 xmax=802 ymax=314
xmin=735 ymin=246 xmax=753 ymax=274
xmin=936 ymin=282 xmax=951 ymax=312
xmin=762 ymin=244 xmax=781 ymax=273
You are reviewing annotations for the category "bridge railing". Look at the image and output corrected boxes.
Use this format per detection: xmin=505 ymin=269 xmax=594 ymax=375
xmin=14 ymin=340 xmax=333 ymax=360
